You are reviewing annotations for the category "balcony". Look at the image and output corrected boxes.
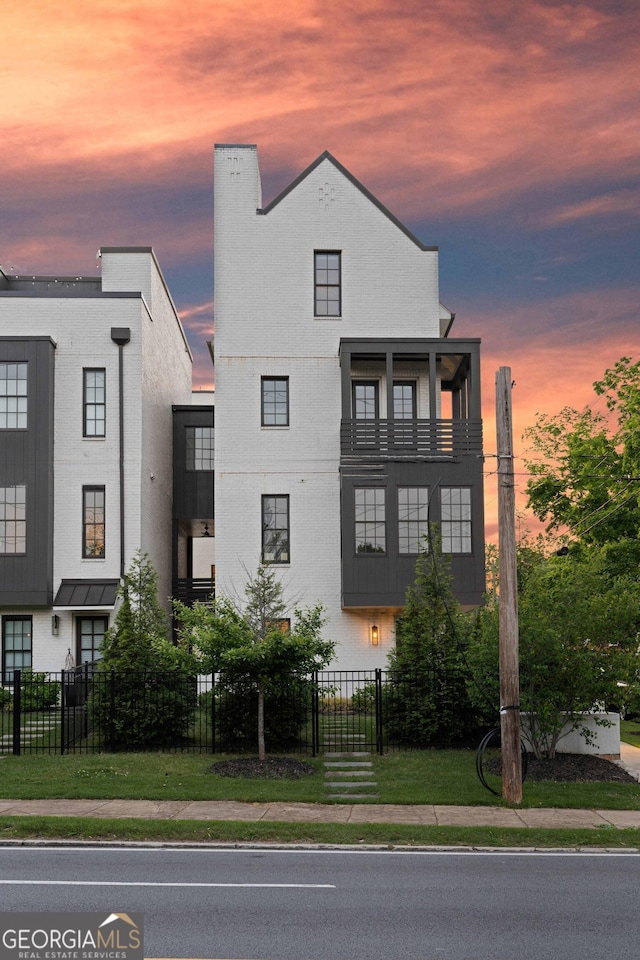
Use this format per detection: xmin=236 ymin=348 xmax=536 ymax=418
xmin=340 ymin=418 xmax=483 ymax=460
xmin=173 ymin=578 xmax=215 ymax=605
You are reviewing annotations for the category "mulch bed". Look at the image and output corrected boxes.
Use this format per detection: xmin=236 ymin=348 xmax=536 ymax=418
xmin=525 ymin=753 xmax=636 ymax=783
xmin=488 ymin=753 xmax=636 ymax=783
xmin=208 ymin=757 xmax=316 ymax=779
xmin=209 ymin=753 xmax=637 ymax=783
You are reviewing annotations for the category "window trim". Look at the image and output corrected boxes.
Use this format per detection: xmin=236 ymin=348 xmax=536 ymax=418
xmin=83 ymin=367 xmax=106 ymax=438
xmin=314 ymin=251 xmax=341 ymax=317
xmin=82 ymin=485 xmax=106 ymax=559
xmin=398 ymin=486 xmax=430 ymax=555
xmin=0 ymin=361 xmax=28 ymax=430
xmin=352 ymin=381 xmax=379 ymax=419
xmin=261 ymin=494 xmax=290 ymax=564
xmin=0 ymin=484 xmax=26 ymax=555
xmin=77 ymin=615 xmax=108 ymax=665
xmin=440 ymin=486 xmax=473 ymax=554
xmin=393 ymin=380 xmax=417 ymax=420
xmin=261 ymin=376 xmax=290 ymax=427
xmin=2 ymin=615 xmax=32 ymax=683
xmin=354 ymin=486 xmax=386 ymax=555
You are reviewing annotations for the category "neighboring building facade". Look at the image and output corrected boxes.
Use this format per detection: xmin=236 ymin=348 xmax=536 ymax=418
xmin=213 ymin=145 xmax=484 ymax=669
xmin=0 ymin=248 xmax=193 ymax=679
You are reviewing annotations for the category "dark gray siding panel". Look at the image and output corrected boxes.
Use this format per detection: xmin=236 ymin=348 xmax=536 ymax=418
xmin=172 ymin=406 xmax=214 ymax=519
xmin=0 ymin=338 xmax=55 ymax=605
xmin=341 ymin=457 xmax=485 ymax=608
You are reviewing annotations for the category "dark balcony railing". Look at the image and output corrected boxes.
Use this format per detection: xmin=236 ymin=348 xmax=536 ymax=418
xmin=173 ymin=578 xmax=215 ymax=604
xmin=340 ymin=418 xmax=483 ymax=457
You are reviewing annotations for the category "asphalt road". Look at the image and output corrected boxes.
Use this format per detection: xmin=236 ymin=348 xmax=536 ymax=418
xmin=0 ymin=846 xmax=638 ymax=960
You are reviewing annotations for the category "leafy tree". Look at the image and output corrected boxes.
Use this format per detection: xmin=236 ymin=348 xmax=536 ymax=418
xmin=174 ymin=563 xmax=334 ymax=760
xmin=524 ymin=357 xmax=640 ymax=544
xmin=469 ymin=538 xmax=640 ymax=758
xmin=90 ymin=552 xmax=198 ymax=748
xmin=386 ymin=534 xmax=478 ymax=747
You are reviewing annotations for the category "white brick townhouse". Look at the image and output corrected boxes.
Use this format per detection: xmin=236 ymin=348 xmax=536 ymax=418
xmin=1 ymin=148 xmax=484 ymax=678
xmin=0 ymin=249 xmax=193 ymax=678
xmin=212 ymin=145 xmax=484 ymax=669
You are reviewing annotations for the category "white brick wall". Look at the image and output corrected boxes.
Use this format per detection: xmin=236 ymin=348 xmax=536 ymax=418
xmin=214 ymin=145 xmax=441 ymax=669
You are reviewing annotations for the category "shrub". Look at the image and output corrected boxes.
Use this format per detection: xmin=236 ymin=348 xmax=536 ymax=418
xmin=0 ymin=687 xmax=12 ymax=711
xmin=20 ymin=671 xmax=61 ymax=711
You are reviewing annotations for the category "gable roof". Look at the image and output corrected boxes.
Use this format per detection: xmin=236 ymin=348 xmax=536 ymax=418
xmin=259 ymin=151 xmax=437 ymax=253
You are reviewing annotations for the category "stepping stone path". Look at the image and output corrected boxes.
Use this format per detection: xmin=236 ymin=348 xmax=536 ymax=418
xmin=323 ymin=752 xmax=378 ymax=799
xmin=0 ymin=721 xmax=50 ymax=753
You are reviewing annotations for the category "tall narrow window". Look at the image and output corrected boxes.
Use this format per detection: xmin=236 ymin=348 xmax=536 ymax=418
xmin=0 ymin=362 xmax=27 ymax=429
xmin=2 ymin=616 xmax=32 ymax=683
xmin=186 ymin=427 xmax=215 ymax=470
xmin=398 ymin=487 xmax=429 ymax=554
xmin=441 ymin=487 xmax=472 ymax=553
xmin=83 ymin=486 xmax=105 ymax=558
xmin=393 ymin=382 xmax=416 ymax=419
xmin=314 ymin=251 xmax=341 ymax=316
xmin=77 ymin=616 xmax=108 ymax=664
xmin=83 ymin=368 xmax=106 ymax=437
xmin=353 ymin=382 xmax=379 ymax=419
xmin=262 ymin=377 xmax=289 ymax=426
xmin=0 ymin=485 xmax=26 ymax=555
xmin=355 ymin=488 xmax=386 ymax=554
xmin=393 ymin=381 xmax=417 ymax=446
xmin=262 ymin=495 xmax=290 ymax=563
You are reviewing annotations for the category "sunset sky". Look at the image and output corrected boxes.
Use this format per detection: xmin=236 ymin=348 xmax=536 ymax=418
xmin=2 ymin=0 xmax=638 ymax=539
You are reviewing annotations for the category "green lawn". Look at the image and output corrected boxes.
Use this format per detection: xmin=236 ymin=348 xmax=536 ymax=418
xmin=621 ymin=718 xmax=640 ymax=748
xmin=1 ymin=748 xmax=639 ymax=810
xmin=0 ymin=816 xmax=638 ymax=850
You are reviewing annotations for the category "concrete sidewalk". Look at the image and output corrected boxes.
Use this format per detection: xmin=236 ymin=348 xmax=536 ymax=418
xmin=0 ymin=743 xmax=637 ymax=831
xmin=0 ymin=796 xmax=639 ymax=829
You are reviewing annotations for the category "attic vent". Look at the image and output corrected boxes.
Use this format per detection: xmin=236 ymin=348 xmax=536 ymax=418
xmin=319 ymin=182 xmax=335 ymax=207
xmin=228 ymin=155 xmax=243 ymax=179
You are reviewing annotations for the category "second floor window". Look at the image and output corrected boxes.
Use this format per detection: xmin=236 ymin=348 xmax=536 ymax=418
xmin=314 ymin=251 xmax=341 ymax=316
xmin=0 ymin=362 xmax=27 ymax=429
xmin=0 ymin=485 xmax=26 ymax=554
xmin=262 ymin=377 xmax=289 ymax=426
xmin=355 ymin=487 xmax=386 ymax=554
xmin=186 ymin=427 xmax=215 ymax=470
xmin=398 ymin=487 xmax=429 ymax=554
xmin=83 ymin=486 xmax=105 ymax=558
xmin=262 ymin=495 xmax=290 ymax=563
xmin=441 ymin=487 xmax=472 ymax=554
xmin=83 ymin=369 xmax=106 ymax=437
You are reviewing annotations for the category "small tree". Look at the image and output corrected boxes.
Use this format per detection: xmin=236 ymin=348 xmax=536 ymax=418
xmin=174 ymin=563 xmax=334 ymax=760
xmin=91 ymin=552 xmax=198 ymax=748
xmin=386 ymin=533 xmax=478 ymax=747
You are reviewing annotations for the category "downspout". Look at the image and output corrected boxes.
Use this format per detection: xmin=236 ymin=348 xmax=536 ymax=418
xmin=111 ymin=328 xmax=131 ymax=578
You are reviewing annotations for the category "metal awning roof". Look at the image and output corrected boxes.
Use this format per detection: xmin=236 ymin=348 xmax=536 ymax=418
xmin=53 ymin=579 xmax=120 ymax=609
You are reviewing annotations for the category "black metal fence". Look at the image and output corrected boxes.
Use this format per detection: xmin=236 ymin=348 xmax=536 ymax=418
xmin=0 ymin=667 xmax=440 ymax=756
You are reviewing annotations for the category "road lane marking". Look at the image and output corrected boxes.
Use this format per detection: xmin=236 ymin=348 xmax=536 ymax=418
xmin=0 ymin=880 xmax=335 ymax=888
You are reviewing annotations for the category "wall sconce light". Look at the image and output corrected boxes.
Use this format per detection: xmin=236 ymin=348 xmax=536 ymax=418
xmin=51 ymin=615 xmax=60 ymax=636
xmin=371 ymin=624 xmax=379 ymax=646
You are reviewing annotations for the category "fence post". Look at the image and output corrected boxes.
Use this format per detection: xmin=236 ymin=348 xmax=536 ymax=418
xmin=375 ymin=668 xmax=383 ymax=755
xmin=12 ymin=670 xmax=21 ymax=756
xmin=110 ymin=670 xmax=116 ymax=753
xmin=211 ymin=674 xmax=216 ymax=755
xmin=311 ymin=672 xmax=318 ymax=757
xmin=60 ymin=669 xmax=66 ymax=756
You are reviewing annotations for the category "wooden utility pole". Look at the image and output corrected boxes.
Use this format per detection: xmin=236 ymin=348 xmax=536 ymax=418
xmin=496 ymin=367 xmax=522 ymax=804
